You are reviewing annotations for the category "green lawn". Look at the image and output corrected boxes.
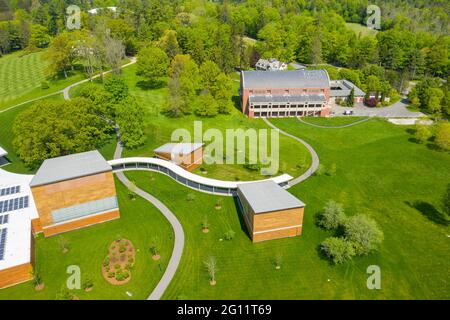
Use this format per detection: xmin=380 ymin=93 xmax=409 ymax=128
xmin=72 ymin=65 xmax=312 ymax=181
xmin=301 ymin=117 xmax=369 ymax=127
xmin=0 ymin=178 xmax=174 ymax=300
xmin=346 ymin=22 xmax=379 ymax=37
xmin=123 ymin=117 xmax=450 ymax=300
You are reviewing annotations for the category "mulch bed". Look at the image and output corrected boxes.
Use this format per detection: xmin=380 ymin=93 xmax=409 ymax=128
xmin=102 ymin=239 xmax=136 ymax=285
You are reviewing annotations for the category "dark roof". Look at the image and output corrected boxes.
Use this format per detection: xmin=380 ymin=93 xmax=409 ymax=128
xmin=249 ymin=94 xmax=326 ymax=104
xmin=30 ymin=150 xmax=112 ymax=187
xmin=242 ymin=70 xmax=330 ymax=89
xmin=237 ymin=180 xmax=305 ymax=214
xmin=330 ymin=80 xmax=365 ymax=97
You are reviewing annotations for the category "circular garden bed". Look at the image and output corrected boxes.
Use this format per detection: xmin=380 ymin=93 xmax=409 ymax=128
xmin=102 ymin=239 xmax=135 ymax=285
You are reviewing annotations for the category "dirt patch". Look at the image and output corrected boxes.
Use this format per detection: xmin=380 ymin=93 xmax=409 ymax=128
xmin=102 ymin=239 xmax=136 ymax=285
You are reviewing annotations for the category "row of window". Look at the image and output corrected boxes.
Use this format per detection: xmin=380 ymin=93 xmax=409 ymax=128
xmin=0 ymin=186 xmax=20 ymax=197
xmin=0 ymin=196 xmax=29 ymax=213
xmin=253 ymin=111 xmax=322 ymax=118
xmin=250 ymin=104 xmax=323 ymax=109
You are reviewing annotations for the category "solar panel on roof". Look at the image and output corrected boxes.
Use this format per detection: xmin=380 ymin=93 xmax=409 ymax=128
xmin=0 ymin=186 xmax=20 ymax=197
xmin=0 ymin=196 xmax=29 ymax=213
xmin=0 ymin=228 xmax=7 ymax=260
xmin=0 ymin=215 xmax=8 ymax=225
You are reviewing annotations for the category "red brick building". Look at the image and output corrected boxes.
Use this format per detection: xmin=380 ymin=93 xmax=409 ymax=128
xmin=240 ymin=70 xmax=365 ymax=118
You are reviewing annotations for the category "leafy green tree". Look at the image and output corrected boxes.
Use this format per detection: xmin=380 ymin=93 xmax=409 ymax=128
xmin=213 ymin=73 xmax=233 ymax=114
xmin=318 ymin=200 xmax=346 ymax=230
xmin=79 ymin=84 xmax=113 ymax=118
xmin=44 ymin=31 xmax=76 ymax=77
xmin=158 ymin=29 xmax=180 ymax=59
xmin=136 ymin=46 xmax=169 ymax=87
xmin=104 ymin=76 xmax=129 ymax=103
xmin=434 ymin=122 xmax=450 ymax=151
xmin=28 ymin=24 xmax=50 ymax=48
xmin=425 ymin=88 xmax=444 ymax=114
xmin=346 ymin=88 xmax=355 ymax=107
xmin=414 ymin=124 xmax=432 ymax=144
xmin=115 ymin=98 xmax=146 ymax=149
xmin=166 ymin=54 xmax=200 ymax=116
xmin=13 ymin=98 xmax=111 ymax=168
xmin=344 ymin=215 xmax=384 ymax=256
xmin=199 ymin=60 xmax=221 ymax=91
xmin=320 ymin=237 xmax=355 ymax=264
xmin=194 ymin=92 xmax=218 ymax=117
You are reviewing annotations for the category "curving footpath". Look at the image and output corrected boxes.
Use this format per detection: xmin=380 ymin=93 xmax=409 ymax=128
xmin=297 ymin=116 xmax=372 ymax=128
xmin=114 ymin=142 xmax=185 ymax=300
xmin=60 ymin=59 xmax=184 ymax=301
xmin=0 ymin=57 xmax=137 ymax=114
xmin=262 ymin=118 xmax=320 ymax=187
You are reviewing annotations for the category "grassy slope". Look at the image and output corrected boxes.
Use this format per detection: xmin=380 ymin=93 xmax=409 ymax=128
xmin=125 ymin=117 xmax=449 ymax=300
xmin=0 ymin=178 xmax=173 ymax=300
xmin=71 ymin=65 xmax=312 ymax=181
xmin=346 ymin=22 xmax=379 ymax=37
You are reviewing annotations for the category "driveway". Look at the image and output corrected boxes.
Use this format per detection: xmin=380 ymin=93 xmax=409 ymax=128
xmin=331 ymin=99 xmax=424 ymax=118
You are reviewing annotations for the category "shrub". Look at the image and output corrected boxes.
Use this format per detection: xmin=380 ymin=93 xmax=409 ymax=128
xmin=119 ymin=245 xmax=127 ymax=253
xmin=82 ymin=279 xmax=93 ymax=290
xmin=414 ymin=124 xmax=432 ymax=144
xmin=326 ymin=163 xmax=337 ymax=176
xmin=224 ymin=230 xmax=235 ymax=240
xmin=343 ymin=215 xmax=384 ymax=255
xmin=315 ymin=164 xmax=325 ymax=176
xmin=108 ymin=271 xmax=115 ymax=278
xmin=434 ymin=122 xmax=450 ymax=151
xmin=244 ymin=163 xmax=262 ymax=172
xmin=318 ymin=200 xmax=346 ymax=230
xmin=41 ymin=81 xmax=49 ymax=89
xmin=321 ymin=237 xmax=355 ymax=264
xmin=114 ymin=264 xmax=121 ymax=270
xmin=102 ymin=257 xmax=110 ymax=267
xmin=186 ymin=193 xmax=196 ymax=201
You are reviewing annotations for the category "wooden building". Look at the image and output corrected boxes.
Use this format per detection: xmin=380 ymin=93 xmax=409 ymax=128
xmin=154 ymin=143 xmax=204 ymax=172
xmin=237 ymin=181 xmax=305 ymax=242
xmin=30 ymin=151 xmax=120 ymax=237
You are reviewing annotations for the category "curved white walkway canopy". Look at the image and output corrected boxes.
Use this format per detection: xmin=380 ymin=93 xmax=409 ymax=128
xmin=108 ymin=157 xmax=293 ymax=196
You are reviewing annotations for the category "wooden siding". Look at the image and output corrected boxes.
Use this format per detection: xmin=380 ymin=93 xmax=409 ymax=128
xmin=0 ymin=263 xmax=33 ymax=289
xmin=42 ymin=209 xmax=120 ymax=237
xmin=31 ymin=172 xmax=117 ymax=228
xmin=155 ymin=147 xmax=204 ymax=172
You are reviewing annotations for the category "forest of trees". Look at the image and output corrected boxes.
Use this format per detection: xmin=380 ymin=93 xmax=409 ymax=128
xmin=1 ymin=0 xmax=449 ymax=118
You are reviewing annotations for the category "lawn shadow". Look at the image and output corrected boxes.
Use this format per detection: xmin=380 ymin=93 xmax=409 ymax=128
xmin=232 ymin=196 xmax=252 ymax=240
xmin=232 ymin=95 xmax=241 ymax=112
xmin=406 ymin=201 xmax=449 ymax=226
xmin=136 ymin=79 xmax=166 ymax=90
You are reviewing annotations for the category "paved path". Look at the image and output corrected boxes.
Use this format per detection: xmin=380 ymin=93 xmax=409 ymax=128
xmin=61 ymin=56 xmax=183 ymax=300
xmin=0 ymin=57 xmax=137 ymax=114
xmin=298 ymin=116 xmax=372 ymax=128
xmin=63 ymin=57 xmax=137 ymax=101
xmin=263 ymin=118 xmax=320 ymax=186
xmin=113 ymin=142 xmax=185 ymax=301
xmin=331 ymin=99 xmax=424 ymax=118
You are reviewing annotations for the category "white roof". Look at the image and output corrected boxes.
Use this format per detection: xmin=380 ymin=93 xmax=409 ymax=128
xmin=108 ymin=157 xmax=293 ymax=189
xmin=0 ymin=146 xmax=7 ymax=157
xmin=154 ymin=143 xmax=204 ymax=156
xmin=0 ymin=169 xmax=38 ymax=271
xmin=238 ymin=180 xmax=305 ymax=214
xmin=30 ymin=150 xmax=111 ymax=187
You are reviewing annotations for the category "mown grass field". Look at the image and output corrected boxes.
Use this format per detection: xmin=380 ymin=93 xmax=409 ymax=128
xmin=0 ymin=51 xmax=48 ymax=105
xmin=123 ymin=117 xmax=449 ymax=300
xmin=0 ymin=179 xmax=173 ymax=300
xmin=71 ymin=64 xmax=312 ymax=181
xmin=346 ymin=22 xmax=379 ymax=37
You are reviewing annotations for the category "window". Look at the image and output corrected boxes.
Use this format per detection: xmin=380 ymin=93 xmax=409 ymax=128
xmin=52 ymin=196 xmax=118 ymax=224
xmin=0 ymin=186 xmax=20 ymax=197
xmin=0 ymin=196 xmax=29 ymax=213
